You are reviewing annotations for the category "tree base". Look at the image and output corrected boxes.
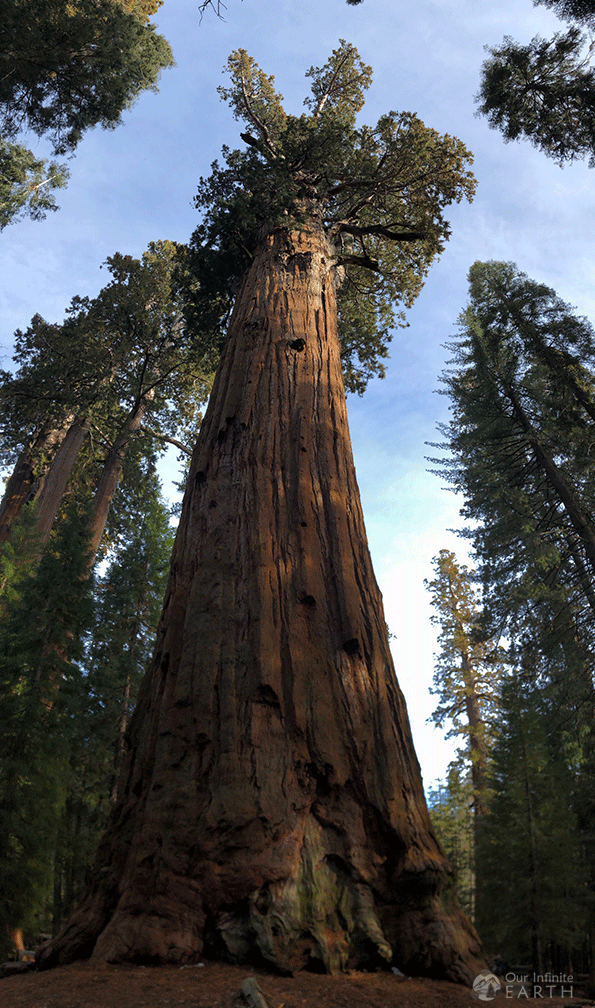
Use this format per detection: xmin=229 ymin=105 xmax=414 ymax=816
xmin=37 ymin=810 xmax=484 ymax=983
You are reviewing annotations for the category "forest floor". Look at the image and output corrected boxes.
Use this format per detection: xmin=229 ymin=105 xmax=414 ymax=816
xmin=0 ymin=960 xmax=593 ymax=1008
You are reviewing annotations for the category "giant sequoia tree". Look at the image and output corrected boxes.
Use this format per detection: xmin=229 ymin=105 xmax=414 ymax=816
xmin=37 ymin=43 xmax=482 ymax=979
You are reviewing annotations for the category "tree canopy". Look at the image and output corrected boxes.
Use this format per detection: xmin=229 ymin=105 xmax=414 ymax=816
xmin=184 ymin=40 xmax=476 ymax=393
xmin=0 ymin=0 xmax=173 ymax=227
xmin=476 ymin=0 xmax=595 ymax=164
xmin=0 ymin=0 xmax=173 ymax=155
xmin=477 ymin=28 xmax=595 ymax=165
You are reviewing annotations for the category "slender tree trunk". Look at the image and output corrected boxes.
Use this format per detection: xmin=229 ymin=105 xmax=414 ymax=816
xmin=86 ymin=392 xmax=155 ymax=563
xmin=0 ymin=417 xmax=75 ymax=544
xmin=505 ymin=386 xmax=595 ymax=574
xmin=38 ymin=226 xmax=484 ymax=980
xmin=34 ymin=416 xmax=92 ymax=548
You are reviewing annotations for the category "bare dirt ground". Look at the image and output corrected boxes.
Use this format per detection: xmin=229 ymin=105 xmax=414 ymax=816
xmin=0 ymin=960 xmax=592 ymax=1008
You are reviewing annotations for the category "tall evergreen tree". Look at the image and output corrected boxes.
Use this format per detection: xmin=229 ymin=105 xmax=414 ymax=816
xmin=0 ymin=502 xmax=95 ymax=959
xmin=475 ymin=674 xmax=587 ymax=974
xmin=0 ymin=0 xmax=173 ymax=224
xmin=51 ymin=468 xmax=175 ymax=934
xmin=425 ymin=550 xmax=504 ymax=819
xmin=38 ymin=43 xmax=482 ymax=980
xmin=430 ymin=259 xmax=595 ymax=975
xmin=0 ymin=240 xmax=212 ymax=564
xmin=427 ymin=765 xmax=475 ymax=921
xmin=429 ymin=260 xmax=595 ymax=635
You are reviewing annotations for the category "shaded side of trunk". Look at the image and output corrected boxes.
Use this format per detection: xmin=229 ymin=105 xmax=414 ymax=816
xmin=86 ymin=393 xmax=155 ymax=563
xmin=38 ymin=227 xmax=484 ymax=982
xmin=34 ymin=417 xmax=91 ymax=549
xmin=0 ymin=417 xmax=75 ymax=544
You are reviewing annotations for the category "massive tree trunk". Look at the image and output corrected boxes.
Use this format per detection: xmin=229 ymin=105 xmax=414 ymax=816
xmin=38 ymin=226 xmax=484 ymax=981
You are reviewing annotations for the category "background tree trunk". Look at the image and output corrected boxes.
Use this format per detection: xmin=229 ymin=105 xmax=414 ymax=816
xmin=38 ymin=227 xmax=484 ymax=981
xmin=0 ymin=416 xmax=75 ymax=544
xmin=33 ymin=417 xmax=91 ymax=549
xmin=86 ymin=391 xmax=155 ymax=563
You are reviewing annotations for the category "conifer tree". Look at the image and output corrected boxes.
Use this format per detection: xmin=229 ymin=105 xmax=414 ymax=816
xmin=51 ymin=468 xmax=175 ymax=933
xmin=0 ymin=501 xmax=94 ymax=958
xmin=475 ymin=674 xmax=587 ymax=975
xmin=425 ymin=550 xmax=503 ymax=819
xmin=0 ymin=0 xmax=173 ymax=222
xmin=477 ymin=0 xmax=595 ymax=167
xmin=0 ymin=241 xmax=212 ymax=564
xmin=38 ymin=42 xmax=482 ymax=980
xmin=427 ymin=766 xmax=475 ymax=920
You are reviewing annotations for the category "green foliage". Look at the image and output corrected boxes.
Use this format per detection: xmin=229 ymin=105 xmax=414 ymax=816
xmin=0 ymin=139 xmax=69 ymax=230
xmin=0 ymin=464 xmax=176 ymax=943
xmin=52 ymin=469 xmax=174 ymax=928
xmin=0 ymin=0 xmax=171 ymax=227
xmin=475 ymin=675 xmax=588 ymax=965
xmin=428 ymin=260 xmax=595 ymax=642
xmin=426 ymin=550 xmax=504 ymax=762
xmin=477 ymin=28 xmax=595 ymax=165
xmin=186 ymin=41 xmax=476 ymax=394
xmin=428 ymin=765 xmax=475 ymax=919
xmin=536 ymin=0 xmax=595 ymax=28
xmin=0 ymin=502 xmax=95 ymax=949
xmin=0 ymin=0 xmax=174 ymax=155
xmin=430 ymin=260 xmax=595 ymax=967
xmin=0 ymin=239 xmax=213 ymax=546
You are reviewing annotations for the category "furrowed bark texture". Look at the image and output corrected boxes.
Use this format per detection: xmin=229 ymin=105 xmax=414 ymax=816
xmin=38 ymin=228 xmax=483 ymax=981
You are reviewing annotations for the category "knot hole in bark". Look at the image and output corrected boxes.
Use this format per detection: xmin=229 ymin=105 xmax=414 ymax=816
xmin=306 ymin=761 xmax=334 ymax=797
xmin=287 ymin=250 xmax=314 ymax=271
xmin=217 ymin=416 xmax=236 ymax=444
xmin=343 ymin=638 xmax=360 ymax=656
xmin=287 ymin=338 xmax=306 ymax=352
xmin=299 ymin=594 xmax=316 ymax=608
xmin=252 ymin=684 xmax=281 ymax=708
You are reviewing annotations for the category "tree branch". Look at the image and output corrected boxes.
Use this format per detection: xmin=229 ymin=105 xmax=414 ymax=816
xmin=337 ymin=222 xmax=425 ymax=242
xmin=140 ymin=426 xmax=192 ymax=456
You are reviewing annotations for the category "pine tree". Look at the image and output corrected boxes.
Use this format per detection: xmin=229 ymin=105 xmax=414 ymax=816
xmin=430 ymin=258 xmax=595 ymax=977
xmin=429 ymin=260 xmax=595 ymax=636
xmin=427 ymin=765 xmax=476 ymax=920
xmin=37 ymin=42 xmax=482 ymax=980
xmin=0 ymin=241 xmax=213 ymax=564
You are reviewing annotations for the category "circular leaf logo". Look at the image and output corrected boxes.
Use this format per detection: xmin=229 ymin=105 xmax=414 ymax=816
xmin=472 ymin=971 xmax=502 ymax=1001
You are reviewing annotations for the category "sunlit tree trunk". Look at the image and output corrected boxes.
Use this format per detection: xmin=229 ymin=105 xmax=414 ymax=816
xmin=87 ymin=392 xmax=155 ymax=562
xmin=38 ymin=226 xmax=484 ymax=980
xmin=33 ymin=416 xmax=91 ymax=548
xmin=0 ymin=416 xmax=75 ymax=544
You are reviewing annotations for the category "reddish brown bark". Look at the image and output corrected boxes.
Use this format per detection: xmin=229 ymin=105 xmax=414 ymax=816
xmin=33 ymin=416 xmax=92 ymax=548
xmin=38 ymin=226 xmax=484 ymax=981
xmin=87 ymin=392 xmax=155 ymax=562
xmin=0 ymin=417 xmax=75 ymax=544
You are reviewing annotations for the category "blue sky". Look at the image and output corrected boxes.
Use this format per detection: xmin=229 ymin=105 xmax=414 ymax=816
xmin=2 ymin=0 xmax=594 ymax=791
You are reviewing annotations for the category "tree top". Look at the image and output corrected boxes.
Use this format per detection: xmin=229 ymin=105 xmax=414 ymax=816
xmin=185 ymin=41 xmax=476 ymax=393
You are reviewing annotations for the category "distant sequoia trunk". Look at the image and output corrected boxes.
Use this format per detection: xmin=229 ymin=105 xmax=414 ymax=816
xmin=37 ymin=226 xmax=484 ymax=981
